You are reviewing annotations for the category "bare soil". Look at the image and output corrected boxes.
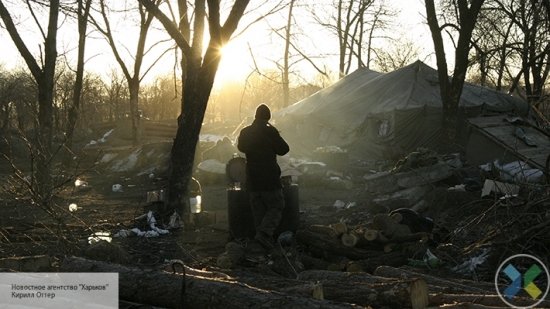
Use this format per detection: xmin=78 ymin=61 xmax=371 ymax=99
xmin=0 ymin=154 xmax=354 ymax=271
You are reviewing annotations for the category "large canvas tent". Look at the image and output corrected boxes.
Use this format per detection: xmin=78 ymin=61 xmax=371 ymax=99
xmin=273 ymin=61 xmax=529 ymax=160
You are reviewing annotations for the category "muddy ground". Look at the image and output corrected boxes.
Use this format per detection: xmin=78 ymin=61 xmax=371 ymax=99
xmin=1 ymin=133 xmax=549 ymax=309
xmin=0 ymin=154 xmax=353 ymax=271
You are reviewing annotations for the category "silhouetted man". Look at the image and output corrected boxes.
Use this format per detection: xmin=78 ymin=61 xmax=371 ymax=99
xmin=237 ymin=104 xmax=289 ymax=250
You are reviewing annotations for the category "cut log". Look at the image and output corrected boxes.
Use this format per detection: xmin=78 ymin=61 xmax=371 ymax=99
xmin=280 ymin=282 xmax=324 ymax=300
xmin=364 ymin=228 xmax=428 ymax=248
xmin=391 ymin=212 xmax=403 ymax=223
xmin=120 ymin=299 xmax=169 ymax=309
xmin=297 ymin=269 xmax=429 ymax=308
xmin=391 ymin=224 xmax=413 ymax=239
xmin=296 ymin=228 xmax=390 ymax=260
xmin=329 ymin=222 xmax=347 ymax=236
xmin=374 ymin=266 xmax=494 ymax=294
xmin=340 ymin=233 xmax=358 ymax=247
xmin=344 ymin=262 xmax=362 ymax=273
xmin=371 ymin=213 xmax=413 ymax=238
xmin=0 ymin=255 xmax=51 ymax=271
xmin=371 ymin=214 xmax=394 ymax=232
xmin=430 ymin=303 xmax=509 ymax=309
xmin=300 ymin=253 xmax=331 ymax=270
xmin=216 ymin=253 xmax=233 ymax=269
xmin=383 ymin=243 xmax=397 ymax=253
xmin=308 ymin=224 xmax=339 ymax=239
xmin=216 ymin=241 xmax=245 ymax=269
xmin=345 ymin=252 xmax=408 ymax=273
xmin=225 ymin=268 xmax=323 ymax=298
xmin=364 ymin=229 xmax=379 ymax=241
xmin=429 ymin=293 xmax=550 ymax=308
xmin=226 ymin=269 xmax=326 ymax=300
xmin=390 ymin=232 xmax=430 ymax=244
xmin=299 ymin=253 xmax=350 ymax=272
xmin=298 ymin=269 xmax=395 ymax=283
xmin=326 ymin=263 xmax=346 ymax=271
xmin=162 ymin=261 xmax=232 ymax=280
xmin=61 ymin=256 xmax=361 ymax=309
xmin=410 ymin=278 xmax=429 ymax=309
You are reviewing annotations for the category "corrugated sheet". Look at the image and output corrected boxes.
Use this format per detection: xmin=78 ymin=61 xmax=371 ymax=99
xmin=467 ymin=115 xmax=550 ymax=171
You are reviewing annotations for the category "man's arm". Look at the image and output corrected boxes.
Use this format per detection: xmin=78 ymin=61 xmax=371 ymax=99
xmin=269 ymin=126 xmax=289 ymax=156
xmin=237 ymin=129 xmax=249 ymax=153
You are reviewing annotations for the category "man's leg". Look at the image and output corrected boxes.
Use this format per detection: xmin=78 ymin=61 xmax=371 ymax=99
xmin=255 ymin=189 xmax=285 ymax=248
xmin=249 ymin=191 xmax=266 ymax=232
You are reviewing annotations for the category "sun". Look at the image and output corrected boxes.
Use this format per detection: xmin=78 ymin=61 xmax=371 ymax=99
xmin=216 ymin=39 xmax=254 ymax=84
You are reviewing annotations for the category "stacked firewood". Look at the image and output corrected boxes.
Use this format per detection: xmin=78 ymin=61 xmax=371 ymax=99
xmin=296 ymin=212 xmax=431 ymax=273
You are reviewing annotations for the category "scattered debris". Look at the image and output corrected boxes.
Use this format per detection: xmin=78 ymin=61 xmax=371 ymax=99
xmin=481 ymin=160 xmax=544 ymax=184
xmin=333 ymin=200 xmax=346 ymax=210
xmin=74 ymin=178 xmax=88 ymax=187
xmin=114 ymin=211 xmax=170 ymax=239
xmin=167 ymin=211 xmax=182 ymax=229
xmin=85 ymin=129 xmax=115 ymax=147
xmin=88 ymin=232 xmax=112 ymax=244
xmin=111 ymin=184 xmax=123 ymax=192
xmin=146 ymin=189 xmax=165 ymax=203
xmin=451 ymin=248 xmax=490 ymax=275
xmin=480 ymin=179 xmax=519 ymax=197
xmin=68 ymin=203 xmax=78 ymax=212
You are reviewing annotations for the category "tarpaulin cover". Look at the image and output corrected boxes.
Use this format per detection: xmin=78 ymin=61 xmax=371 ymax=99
xmin=273 ymin=61 xmax=528 ymax=159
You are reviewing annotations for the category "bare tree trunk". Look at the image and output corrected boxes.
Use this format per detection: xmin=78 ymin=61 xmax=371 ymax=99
xmin=282 ymin=0 xmax=296 ymax=108
xmin=168 ymin=54 xmax=207 ymax=215
xmin=496 ymin=21 xmax=513 ymax=91
xmin=93 ymin=0 xmax=162 ymax=146
xmin=66 ymin=0 xmax=92 ymax=149
xmin=425 ymin=0 xmax=485 ymax=140
xmin=0 ymin=0 xmax=60 ymax=204
xmin=337 ymin=0 xmax=346 ymax=78
xmin=128 ymin=79 xmax=141 ymax=145
xmin=357 ymin=12 xmax=364 ymax=68
xmin=138 ymin=0 xmax=250 ymax=218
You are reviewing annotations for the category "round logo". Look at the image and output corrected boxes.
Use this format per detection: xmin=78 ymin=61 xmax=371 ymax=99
xmin=494 ymin=254 xmax=549 ymax=308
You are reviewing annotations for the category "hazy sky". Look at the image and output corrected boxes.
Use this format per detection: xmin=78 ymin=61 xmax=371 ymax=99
xmin=0 ymin=0 xmax=434 ymax=87
xmin=215 ymin=0 xmax=433 ymax=84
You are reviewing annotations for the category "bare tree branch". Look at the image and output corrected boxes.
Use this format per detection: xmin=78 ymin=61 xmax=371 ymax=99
xmin=0 ymin=1 xmax=42 ymax=80
xmin=138 ymin=0 xmax=191 ymax=55
xmin=25 ymin=0 xmax=46 ymax=40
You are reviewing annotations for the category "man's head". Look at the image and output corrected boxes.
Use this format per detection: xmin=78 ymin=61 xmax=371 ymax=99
xmin=255 ymin=104 xmax=271 ymax=121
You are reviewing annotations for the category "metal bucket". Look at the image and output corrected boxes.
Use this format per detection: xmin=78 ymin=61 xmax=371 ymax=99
xmin=227 ymin=189 xmax=255 ymax=239
xmin=276 ymin=184 xmax=300 ymax=235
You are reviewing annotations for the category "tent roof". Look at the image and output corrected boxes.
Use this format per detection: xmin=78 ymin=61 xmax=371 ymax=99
xmin=272 ymin=61 xmax=529 ymax=158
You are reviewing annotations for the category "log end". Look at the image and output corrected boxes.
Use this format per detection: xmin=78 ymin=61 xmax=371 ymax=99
xmin=364 ymin=229 xmax=379 ymax=241
xmin=409 ymin=278 xmax=429 ymax=309
xmin=341 ymin=233 xmax=358 ymax=247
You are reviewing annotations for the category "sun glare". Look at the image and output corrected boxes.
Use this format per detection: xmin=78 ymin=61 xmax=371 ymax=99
xmin=216 ymin=40 xmax=254 ymax=84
